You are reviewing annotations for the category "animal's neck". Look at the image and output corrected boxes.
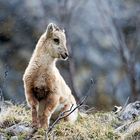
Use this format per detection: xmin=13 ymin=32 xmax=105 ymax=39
xmin=41 ymin=53 xmax=57 ymax=69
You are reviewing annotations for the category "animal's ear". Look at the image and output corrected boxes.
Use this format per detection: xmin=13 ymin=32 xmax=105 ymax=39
xmin=53 ymin=24 xmax=60 ymax=31
xmin=46 ymin=23 xmax=54 ymax=38
xmin=46 ymin=23 xmax=60 ymax=38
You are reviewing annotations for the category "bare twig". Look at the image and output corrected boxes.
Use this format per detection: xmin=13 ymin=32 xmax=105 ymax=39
xmin=117 ymin=97 xmax=130 ymax=116
xmin=46 ymin=104 xmax=74 ymax=137
xmin=123 ymin=97 xmax=130 ymax=109
xmin=45 ymin=79 xmax=95 ymax=139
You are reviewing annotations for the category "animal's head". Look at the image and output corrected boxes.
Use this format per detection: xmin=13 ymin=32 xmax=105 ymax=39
xmin=45 ymin=23 xmax=69 ymax=60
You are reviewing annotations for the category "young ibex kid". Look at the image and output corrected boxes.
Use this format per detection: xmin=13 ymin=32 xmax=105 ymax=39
xmin=23 ymin=23 xmax=78 ymax=128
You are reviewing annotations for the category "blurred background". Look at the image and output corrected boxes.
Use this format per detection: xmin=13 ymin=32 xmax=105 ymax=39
xmin=0 ymin=0 xmax=140 ymax=110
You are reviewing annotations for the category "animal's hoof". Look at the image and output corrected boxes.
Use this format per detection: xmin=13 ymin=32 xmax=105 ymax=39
xmin=31 ymin=122 xmax=38 ymax=129
xmin=38 ymin=123 xmax=48 ymax=129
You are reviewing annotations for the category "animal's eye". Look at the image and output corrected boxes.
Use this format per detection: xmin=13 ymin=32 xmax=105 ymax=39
xmin=53 ymin=38 xmax=59 ymax=45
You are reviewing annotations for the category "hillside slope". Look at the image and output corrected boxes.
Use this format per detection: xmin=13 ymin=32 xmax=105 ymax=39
xmin=0 ymin=102 xmax=140 ymax=140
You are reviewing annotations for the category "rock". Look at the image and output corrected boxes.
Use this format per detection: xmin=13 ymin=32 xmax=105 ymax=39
xmin=0 ymin=133 xmax=6 ymax=140
xmin=10 ymin=136 xmax=18 ymax=140
xmin=115 ymin=117 xmax=140 ymax=139
xmin=118 ymin=101 xmax=140 ymax=121
xmin=112 ymin=105 xmax=122 ymax=114
xmin=6 ymin=123 xmax=33 ymax=135
xmin=122 ymin=120 xmax=140 ymax=139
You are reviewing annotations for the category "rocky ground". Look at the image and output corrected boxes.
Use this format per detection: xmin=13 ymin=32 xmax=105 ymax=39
xmin=0 ymin=101 xmax=140 ymax=140
xmin=0 ymin=0 xmax=140 ymax=107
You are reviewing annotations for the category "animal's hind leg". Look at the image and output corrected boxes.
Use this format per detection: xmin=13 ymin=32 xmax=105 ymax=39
xmin=38 ymin=95 xmax=59 ymax=128
xmin=62 ymin=103 xmax=78 ymax=123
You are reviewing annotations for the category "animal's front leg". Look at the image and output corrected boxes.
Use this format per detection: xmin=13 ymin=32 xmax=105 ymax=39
xmin=38 ymin=94 xmax=59 ymax=128
xmin=25 ymin=87 xmax=38 ymax=127
xmin=31 ymin=105 xmax=38 ymax=127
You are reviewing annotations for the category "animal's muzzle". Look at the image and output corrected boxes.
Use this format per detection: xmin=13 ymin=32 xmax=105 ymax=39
xmin=60 ymin=52 xmax=69 ymax=60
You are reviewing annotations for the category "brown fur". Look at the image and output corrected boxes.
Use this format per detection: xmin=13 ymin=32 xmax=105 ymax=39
xmin=23 ymin=23 xmax=78 ymax=128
